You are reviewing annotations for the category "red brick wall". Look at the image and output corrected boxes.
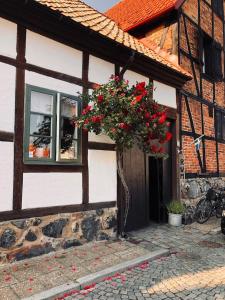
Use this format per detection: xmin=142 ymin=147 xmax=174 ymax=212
xmin=179 ymin=0 xmax=225 ymax=175
xmin=131 ymin=0 xmax=225 ymax=176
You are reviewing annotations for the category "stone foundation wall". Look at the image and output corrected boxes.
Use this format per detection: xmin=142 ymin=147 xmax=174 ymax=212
xmin=0 ymin=207 xmax=117 ymax=265
xmin=180 ymin=177 xmax=225 ymax=224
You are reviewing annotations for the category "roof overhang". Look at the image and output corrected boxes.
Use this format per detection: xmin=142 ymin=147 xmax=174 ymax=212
xmin=0 ymin=0 xmax=191 ymax=89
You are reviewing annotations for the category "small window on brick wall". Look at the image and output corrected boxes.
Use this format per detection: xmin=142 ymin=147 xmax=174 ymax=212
xmin=216 ymin=110 xmax=225 ymax=141
xmin=202 ymin=34 xmax=222 ymax=81
xmin=24 ymin=85 xmax=82 ymax=164
xmin=212 ymin=0 xmax=224 ymax=18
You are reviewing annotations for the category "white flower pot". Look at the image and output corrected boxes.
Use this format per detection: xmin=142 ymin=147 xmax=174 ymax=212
xmin=168 ymin=213 xmax=182 ymax=227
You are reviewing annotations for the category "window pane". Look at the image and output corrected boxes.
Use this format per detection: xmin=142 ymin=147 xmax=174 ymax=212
xmin=31 ymin=91 xmax=53 ymax=114
xmin=60 ymin=140 xmax=78 ymax=160
xmin=28 ymin=136 xmax=52 ymax=159
xmin=58 ymin=96 xmax=79 ymax=161
xmin=222 ymin=114 xmax=225 ymax=140
xmin=216 ymin=111 xmax=222 ymax=139
xmin=61 ymin=96 xmax=78 ymax=118
xmin=30 ymin=114 xmax=52 ymax=136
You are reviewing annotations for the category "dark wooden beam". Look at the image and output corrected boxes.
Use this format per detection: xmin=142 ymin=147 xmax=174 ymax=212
xmin=180 ymin=48 xmax=200 ymax=65
xmin=182 ymin=13 xmax=200 ymax=96
xmin=88 ymin=142 xmax=116 ymax=151
xmin=23 ymin=164 xmax=84 ymax=173
xmin=13 ymin=25 xmax=26 ymax=211
xmin=211 ymin=1 xmax=219 ymax=175
xmin=181 ymin=90 xmax=214 ymax=107
xmin=0 ymin=201 xmax=116 ymax=221
xmin=184 ymin=95 xmax=204 ymax=172
xmin=26 ymin=63 xmax=84 ymax=87
xmin=182 ymin=130 xmax=215 ymax=141
xmin=0 ymin=131 xmax=14 ymax=142
xmin=82 ymin=51 xmax=89 ymax=205
xmin=198 ymin=0 xmax=206 ymax=173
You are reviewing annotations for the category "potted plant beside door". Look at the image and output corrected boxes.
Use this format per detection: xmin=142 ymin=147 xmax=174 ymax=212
xmin=167 ymin=201 xmax=185 ymax=226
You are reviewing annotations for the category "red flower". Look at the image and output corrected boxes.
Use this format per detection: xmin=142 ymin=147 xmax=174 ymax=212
xmin=136 ymin=95 xmax=143 ymax=102
xmin=97 ymin=95 xmax=104 ymax=103
xmin=165 ymin=132 xmax=172 ymax=141
xmin=82 ymin=105 xmax=92 ymax=115
xmin=150 ymin=114 xmax=158 ymax=120
xmin=131 ymin=99 xmax=137 ymax=106
xmin=145 ymin=112 xmax=150 ymax=119
xmin=158 ymin=147 xmax=165 ymax=153
xmin=111 ymin=128 xmax=116 ymax=133
xmin=151 ymin=145 xmax=158 ymax=153
xmin=141 ymin=89 xmax=148 ymax=97
xmin=158 ymin=113 xmax=167 ymax=124
xmin=91 ymin=116 xmax=102 ymax=123
xmin=146 ymin=122 xmax=150 ymax=127
xmin=119 ymin=123 xmax=130 ymax=130
xmin=135 ymin=82 xmax=146 ymax=92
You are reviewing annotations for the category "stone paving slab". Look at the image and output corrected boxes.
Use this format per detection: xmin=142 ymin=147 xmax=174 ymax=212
xmin=0 ymin=239 xmax=162 ymax=299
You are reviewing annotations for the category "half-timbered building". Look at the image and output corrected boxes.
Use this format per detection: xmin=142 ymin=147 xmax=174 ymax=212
xmin=107 ymin=0 xmax=225 ymax=223
xmin=0 ymin=0 xmax=190 ymax=262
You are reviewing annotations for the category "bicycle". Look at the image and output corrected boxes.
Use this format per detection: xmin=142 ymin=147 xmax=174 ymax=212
xmin=195 ymin=187 xmax=225 ymax=224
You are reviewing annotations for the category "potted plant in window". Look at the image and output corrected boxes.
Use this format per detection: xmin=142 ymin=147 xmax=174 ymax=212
xmin=167 ymin=201 xmax=185 ymax=227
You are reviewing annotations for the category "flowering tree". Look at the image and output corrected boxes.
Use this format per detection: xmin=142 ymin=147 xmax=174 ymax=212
xmin=75 ymin=76 xmax=172 ymax=235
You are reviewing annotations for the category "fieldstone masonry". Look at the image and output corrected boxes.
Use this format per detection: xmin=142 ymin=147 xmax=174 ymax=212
xmin=181 ymin=177 xmax=225 ymax=224
xmin=0 ymin=207 xmax=117 ymax=264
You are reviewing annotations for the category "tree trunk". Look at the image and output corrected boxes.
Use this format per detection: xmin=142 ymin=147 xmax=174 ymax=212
xmin=117 ymin=150 xmax=130 ymax=236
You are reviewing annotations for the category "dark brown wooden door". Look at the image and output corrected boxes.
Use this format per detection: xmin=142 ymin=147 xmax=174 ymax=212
xmin=119 ymin=145 xmax=148 ymax=232
xmin=118 ymin=120 xmax=176 ymax=232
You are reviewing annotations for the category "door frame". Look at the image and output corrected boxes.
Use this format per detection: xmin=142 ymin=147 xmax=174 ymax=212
xmin=117 ymin=106 xmax=178 ymax=234
xmin=145 ymin=107 xmax=178 ymax=222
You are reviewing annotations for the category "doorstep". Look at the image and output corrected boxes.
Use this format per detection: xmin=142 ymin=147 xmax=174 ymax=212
xmin=0 ymin=238 xmax=167 ymax=300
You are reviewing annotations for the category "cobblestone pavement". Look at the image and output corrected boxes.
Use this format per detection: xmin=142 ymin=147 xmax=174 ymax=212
xmin=60 ymin=222 xmax=225 ymax=300
xmin=0 ymin=239 xmax=156 ymax=299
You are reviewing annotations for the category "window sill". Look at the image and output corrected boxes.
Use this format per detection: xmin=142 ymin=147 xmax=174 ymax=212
xmin=23 ymin=159 xmax=83 ymax=166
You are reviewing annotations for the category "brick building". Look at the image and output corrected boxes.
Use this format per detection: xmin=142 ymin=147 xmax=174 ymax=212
xmin=107 ymin=0 xmax=225 ymax=222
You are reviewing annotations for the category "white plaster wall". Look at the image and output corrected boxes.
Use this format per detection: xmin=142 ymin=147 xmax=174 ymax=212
xmin=26 ymin=30 xmax=83 ymax=78
xmin=88 ymin=132 xmax=115 ymax=144
xmin=153 ymin=80 xmax=177 ymax=109
xmin=88 ymin=150 xmax=117 ymax=203
xmin=89 ymin=56 xmax=114 ymax=84
xmin=123 ymin=70 xmax=149 ymax=87
xmin=0 ymin=63 xmax=16 ymax=132
xmin=0 ymin=18 xmax=17 ymax=58
xmin=22 ymin=173 xmax=82 ymax=209
xmin=0 ymin=142 xmax=14 ymax=211
xmin=25 ymin=71 xmax=83 ymax=96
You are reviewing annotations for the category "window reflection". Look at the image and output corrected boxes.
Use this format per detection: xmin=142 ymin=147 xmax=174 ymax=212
xmin=59 ymin=97 xmax=78 ymax=160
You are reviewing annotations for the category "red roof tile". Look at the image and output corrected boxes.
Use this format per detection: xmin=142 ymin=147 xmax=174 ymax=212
xmin=106 ymin=0 xmax=184 ymax=31
xmin=34 ymin=0 xmax=191 ymax=78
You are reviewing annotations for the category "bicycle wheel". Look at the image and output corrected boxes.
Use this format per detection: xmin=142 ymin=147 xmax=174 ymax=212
xmin=195 ymin=198 xmax=212 ymax=224
xmin=216 ymin=196 xmax=225 ymax=218
xmin=216 ymin=201 xmax=222 ymax=218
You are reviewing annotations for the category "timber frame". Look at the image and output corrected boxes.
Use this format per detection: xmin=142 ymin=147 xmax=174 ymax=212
xmin=178 ymin=0 xmax=225 ymax=178
xmin=0 ymin=0 xmax=186 ymax=221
